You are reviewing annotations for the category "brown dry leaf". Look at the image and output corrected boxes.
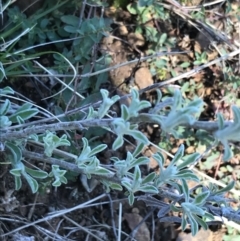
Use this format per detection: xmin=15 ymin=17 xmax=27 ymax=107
xmin=142 ymin=145 xmax=165 ymax=170
xmin=176 ymin=228 xmax=224 ymax=241
xmin=192 ymin=72 xmax=204 ymax=83
xmin=178 ymin=35 xmax=191 ymax=49
xmin=124 ymin=208 xmax=150 ymax=241
xmin=119 ymin=23 xmax=128 ymax=36
xmin=194 ymin=40 xmax=202 ymax=54
xmin=134 ymin=67 xmax=153 ymax=90
xmin=207 ymin=50 xmax=218 ymax=61
xmin=183 ymin=0 xmax=203 ymax=6
xmin=185 ymin=145 xmax=195 ymax=154
xmin=127 ymin=32 xmax=145 ymax=48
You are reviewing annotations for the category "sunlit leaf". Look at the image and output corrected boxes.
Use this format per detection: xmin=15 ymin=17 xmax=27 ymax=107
xmin=159 ymin=33 xmax=167 ymax=45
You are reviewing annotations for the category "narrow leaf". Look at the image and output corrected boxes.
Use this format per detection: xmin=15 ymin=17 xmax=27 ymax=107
xmin=188 ymin=213 xmax=199 ymax=236
xmin=170 ymin=144 xmax=184 ymax=166
xmin=121 ymin=105 xmax=130 ymax=120
xmin=132 ymin=143 xmax=145 ymax=157
xmin=181 ymin=179 xmax=189 ymax=202
xmin=23 ymin=172 xmax=39 ymax=193
xmin=214 ymin=181 xmax=235 ymax=195
xmin=9 ymin=109 xmax=38 ymax=122
xmin=128 ymin=192 xmax=135 ymax=206
xmin=181 ymin=215 xmax=188 ymax=231
xmin=109 ymin=183 xmax=123 ymax=191
xmin=121 ymin=180 xmax=132 ymax=191
xmin=130 ymin=130 xmax=149 ymax=144
xmin=142 ymin=172 xmax=156 ymax=184
xmin=130 ymin=156 xmax=149 ymax=168
xmin=193 ymin=191 xmax=210 ymax=206
xmin=14 ymin=176 xmax=22 ymax=190
xmin=178 ymin=153 xmax=200 ymax=170
xmin=5 ymin=142 xmax=22 ymax=164
xmin=194 ymin=215 xmax=208 ymax=230
xmin=0 ymin=99 xmax=11 ymax=115
xmin=90 ymin=144 xmax=107 ymax=156
xmin=139 ymin=185 xmax=158 ymax=193
xmin=93 ymin=168 xmax=114 ymax=176
xmin=25 ymin=167 xmax=48 ymax=179
xmin=112 ymin=135 xmax=124 ymax=150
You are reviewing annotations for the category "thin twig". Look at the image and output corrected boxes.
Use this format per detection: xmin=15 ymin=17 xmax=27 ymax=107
xmin=1 ymin=193 xmax=107 ymax=238
xmin=1 ymin=113 xmax=234 ymax=142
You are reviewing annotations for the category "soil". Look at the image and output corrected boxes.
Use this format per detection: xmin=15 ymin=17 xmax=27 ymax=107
xmin=1 ymin=1 xmax=240 ymax=241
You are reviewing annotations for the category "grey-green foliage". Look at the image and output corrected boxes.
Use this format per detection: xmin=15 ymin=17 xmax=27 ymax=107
xmin=121 ymin=89 xmax=151 ymax=120
xmin=5 ymin=1 xmax=67 ymax=47
xmin=127 ymin=1 xmax=172 ymax=52
xmin=1 ymin=85 xmax=239 ymax=236
xmin=122 ymin=166 xmax=158 ymax=205
xmin=206 ymin=181 xmax=235 ymax=204
xmin=175 ymin=180 xmax=235 ymax=236
xmin=150 ymin=89 xmax=204 ymax=137
xmin=112 ymin=144 xmax=159 ymax=205
xmin=97 ymin=89 xmax=120 ymax=119
xmin=172 ymin=189 xmax=215 ymax=236
xmin=6 ymin=142 xmax=48 ymax=193
xmin=61 ymin=15 xmax=112 ymax=63
xmin=0 ymin=96 xmax=39 ymax=128
xmin=112 ymin=143 xmax=149 ymax=178
xmin=1 ymin=97 xmax=38 ymax=121
xmin=153 ymin=145 xmax=200 ymax=188
xmin=1 ymin=0 xmax=239 ymax=238
xmin=76 ymin=137 xmax=114 ymax=178
xmin=49 ymin=165 xmax=67 ymax=187
xmin=111 ymin=89 xmax=150 ymax=150
xmin=0 ymin=99 xmax=12 ymax=128
xmin=214 ymin=106 xmax=240 ymax=161
xmin=43 ymin=131 xmax=70 ymax=157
